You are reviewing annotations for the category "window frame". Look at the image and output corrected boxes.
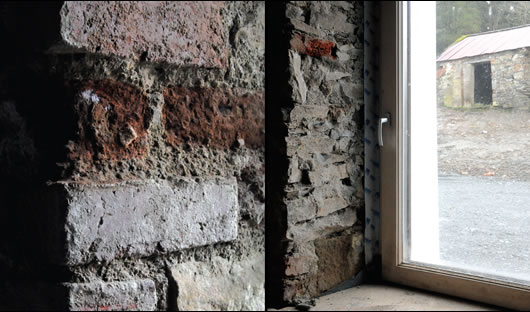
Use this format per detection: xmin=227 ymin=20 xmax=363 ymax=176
xmin=379 ymin=2 xmax=530 ymax=310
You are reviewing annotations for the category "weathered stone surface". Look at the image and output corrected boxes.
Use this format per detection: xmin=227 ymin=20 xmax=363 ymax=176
xmin=284 ymin=242 xmax=317 ymax=276
xmin=286 ymin=134 xmax=336 ymax=158
xmin=60 ymin=2 xmax=227 ymax=67
xmin=287 ymin=157 xmax=303 ymax=184
xmin=68 ymin=80 xmax=153 ymax=161
xmin=47 ymin=177 xmax=238 ymax=265
xmin=171 ymin=254 xmax=264 ymax=311
xmin=65 ymin=280 xmax=157 ymax=311
xmin=308 ymin=163 xmax=349 ymax=186
xmin=289 ymin=18 xmax=327 ymax=39
xmin=290 ymin=50 xmax=308 ymax=104
xmin=163 ymin=87 xmax=264 ymax=149
xmin=313 ymin=180 xmax=356 ymax=217
xmin=289 ymin=105 xmax=330 ymax=124
xmin=286 ymin=196 xmax=317 ymax=224
xmin=226 ymin=1 xmax=265 ymax=90
xmin=308 ymin=2 xmax=356 ymax=34
xmin=314 ymin=231 xmax=363 ymax=292
xmin=286 ymin=208 xmax=357 ymax=243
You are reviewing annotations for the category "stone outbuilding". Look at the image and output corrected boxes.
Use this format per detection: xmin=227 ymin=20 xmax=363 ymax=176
xmin=437 ymin=25 xmax=530 ymax=109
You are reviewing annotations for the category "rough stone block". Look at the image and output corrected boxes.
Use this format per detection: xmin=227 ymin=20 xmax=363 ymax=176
xmin=60 ymin=2 xmax=227 ymax=67
xmin=289 ymin=50 xmax=308 ymax=104
xmin=309 ymin=2 xmax=356 ymax=34
xmin=226 ymin=1 xmax=265 ymax=90
xmin=308 ymin=163 xmax=349 ymax=186
xmin=163 ymin=87 xmax=264 ymax=149
xmin=286 ymin=208 xmax=357 ymax=243
xmin=288 ymin=18 xmax=327 ymax=39
xmin=314 ymin=231 xmax=363 ymax=292
xmin=65 ymin=280 xmax=157 ymax=311
xmin=284 ymin=242 xmax=317 ymax=276
xmin=289 ymin=105 xmax=330 ymax=124
xmin=46 ymin=177 xmax=238 ymax=265
xmin=313 ymin=181 xmax=356 ymax=217
xmin=286 ymin=135 xmax=335 ymax=158
xmin=171 ymin=254 xmax=264 ymax=311
xmin=286 ymin=196 xmax=317 ymax=224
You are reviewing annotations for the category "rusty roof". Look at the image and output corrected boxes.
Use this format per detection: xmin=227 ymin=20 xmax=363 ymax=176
xmin=437 ymin=25 xmax=530 ymax=62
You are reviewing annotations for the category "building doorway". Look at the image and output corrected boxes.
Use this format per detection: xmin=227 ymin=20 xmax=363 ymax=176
xmin=473 ymin=62 xmax=492 ymax=105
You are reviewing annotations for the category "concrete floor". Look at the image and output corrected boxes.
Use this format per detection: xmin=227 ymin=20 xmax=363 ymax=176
xmin=271 ymin=283 xmax=499 ymax=311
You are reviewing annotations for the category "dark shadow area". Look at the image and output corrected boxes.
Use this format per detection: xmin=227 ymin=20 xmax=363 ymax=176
xmin=0 ymin=2 xmax=74 ymax=309
xmin=473 ymin=61 xmax=492 ymax=105
xmin=265 ymin=1 xmax=292 ymax=309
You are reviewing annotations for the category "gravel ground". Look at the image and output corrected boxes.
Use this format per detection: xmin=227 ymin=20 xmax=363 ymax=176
xmin=438 ymin=106 xmax=530 ymax=181
xmin=438 ymin=175 xmax=530 ymax=285
xmin=436 ymin=106 xmax=530 ymax=285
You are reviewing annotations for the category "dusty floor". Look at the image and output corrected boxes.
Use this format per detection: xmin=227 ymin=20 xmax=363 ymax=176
xmin=437 ymin=105 xmax=530 ymax=181
xmin=270 ymin=284 xmax=498 ymax=311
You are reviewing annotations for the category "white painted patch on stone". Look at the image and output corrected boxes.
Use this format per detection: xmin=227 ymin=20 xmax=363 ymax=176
xmin=65 ymin=279 xmax=157 ymax=311
xmin=81 ymin=89 xmax=100 ymax=103
xmin=50 ymin=177 xmax=238 ymax=265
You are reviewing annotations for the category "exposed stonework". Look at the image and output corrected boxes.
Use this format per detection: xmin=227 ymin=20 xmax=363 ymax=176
xmin=171 ymin=254 xmax=265 ymax=311
xmin=65 ymin=280 xmax=157 ymax=311
xmin=0 ymin=1 xmax=264 ymax=310
xmin=314 ymin=230 xmax=363 ymax=292
xmin=437 ymin=48 xmax=530 ymax=109
xmin=60 ymin=2 xmax=227 ymax=67
xmin=45 ymin=177 xmax=238 ymax=265
xmin=162 ymin=87 xmax=265 ymax=149
xmin=267 ymin=1 xmax=364 ymax=306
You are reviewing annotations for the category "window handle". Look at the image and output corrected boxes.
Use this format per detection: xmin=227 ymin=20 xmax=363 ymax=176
xmin=378 ymin=113 xmax=391 ymax=147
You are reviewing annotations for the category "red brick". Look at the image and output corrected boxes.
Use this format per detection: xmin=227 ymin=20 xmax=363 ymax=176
xmin=162 ymin=87 xmax=264 ymax=149
xmin=60 ymin=2 xmax=227 ymax=67
xmin=437 ymin=65 xmax=446 ymax=80
xmin=290 ymin=33 xmax=336 ymax=59
xmin=68 ymin=80 xmax=152 ymax=161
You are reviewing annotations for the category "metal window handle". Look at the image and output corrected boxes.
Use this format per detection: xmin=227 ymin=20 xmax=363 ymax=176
xmin=378 ymin=113 xmax=391 ymax=147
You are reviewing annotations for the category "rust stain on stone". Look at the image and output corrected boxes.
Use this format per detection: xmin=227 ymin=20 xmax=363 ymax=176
xmin=68 ymin=80 xmax=152 ymax=161
xmin=290 ymin=33 xmax=336 ymax=59
xmin=162 ymin=87 xmax=264 ymax=149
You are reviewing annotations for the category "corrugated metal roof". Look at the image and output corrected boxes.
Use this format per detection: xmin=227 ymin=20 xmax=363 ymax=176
xmin=437 ymin=25 xmax=530 ymax=62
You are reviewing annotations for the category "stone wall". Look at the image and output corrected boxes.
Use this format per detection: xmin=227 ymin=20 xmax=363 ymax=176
xmin=266 ymin=1 xmax=364 ymax=306
xmin=437 ymin=48 xmax=530 ymax=108
xmin=0 ymin=1 xmax=264 ymax=310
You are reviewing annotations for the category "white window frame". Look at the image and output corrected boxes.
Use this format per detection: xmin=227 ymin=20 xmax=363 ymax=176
xmin=380 ymin=2 xmax=530 ymax=310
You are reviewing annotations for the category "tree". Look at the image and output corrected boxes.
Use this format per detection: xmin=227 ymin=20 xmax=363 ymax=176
xmin=436 ymin=1 xmax=530 ymax=56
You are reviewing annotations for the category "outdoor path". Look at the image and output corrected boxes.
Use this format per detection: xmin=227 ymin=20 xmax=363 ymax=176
xmin=438 ymin=175 xmax=530 ymax=284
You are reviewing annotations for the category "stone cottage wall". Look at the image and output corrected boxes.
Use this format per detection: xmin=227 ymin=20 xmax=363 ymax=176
xmin=437 ymin=48 xmax=530 ymax=109
xmin=0 ymin=2 xmax=264 ymax=310
xmin=491 ymin=48 xmax=530 ymax=108
xmin=267 ymin=1 xmax=364 ymax=306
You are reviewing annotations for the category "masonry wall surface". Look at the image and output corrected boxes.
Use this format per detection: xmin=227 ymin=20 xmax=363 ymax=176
xmin=0 ymin=1 xmax=264 ymax=310
xmin=437 ymin=48 xmax=530 ymax=109
xmin=266 ymin=1 xmax=364 ymax=307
